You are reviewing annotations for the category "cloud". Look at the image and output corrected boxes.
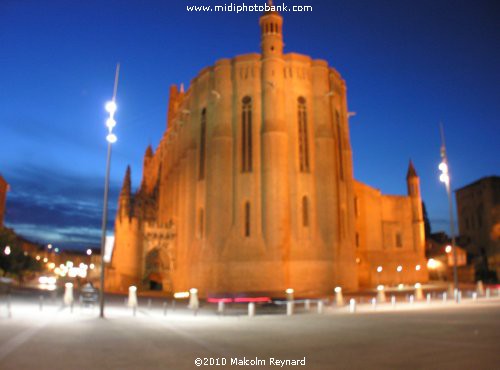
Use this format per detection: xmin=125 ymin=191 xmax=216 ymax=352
xmin=4 ymin=164 xmax=120 ymax=250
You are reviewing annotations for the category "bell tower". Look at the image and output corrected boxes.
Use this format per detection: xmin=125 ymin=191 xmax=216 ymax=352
xmin=259 ymin=0 xmax=284 ymax=58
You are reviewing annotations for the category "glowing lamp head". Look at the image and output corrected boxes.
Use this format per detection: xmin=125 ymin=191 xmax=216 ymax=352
xmin=398 ymin=284 xmax=404 ymax=290
xmin=445 ymin=245 xmax=452 ymax=253
xmin=106 ymin=118 xmax=116 ymax=129
xmin=439 ymin=173 xmax=449 ymax=184
xmin=4 ymin=246 xmax=11 ymax=255
xmin=48 ymin=244 xmax=52 ymax=249
xmin=376 ymin=266 xmax=383 ymax=273
xmin=334 ymin=287 xmax=342 ymax=293
xmin=189 ymin=288 xmax=198 ymax=294
xmin=89 ymin=263 xmax=95 ymax=269
xmin=106 ymin=133 xmax=117 ymax=143
xmin=105 ymin=101 xmax=117 ymax=114
xmin=427 ymin=258 xmax=438 ymax=269
xmin=396 ymin=265 xmax=403 ymax=272
xmin=438 ymin=162 xmax=448 ymax=173
xmin=415 ymin=283 xmax=421 ymax=289
xmin=415 ymin=264 xmax=421 ymax=271
xmin=65 ymin=282 xmax=73 ymax=288
xmin=129 ymin=285 xmax=137 ymax=292
xmin=377 ymin=285 xmax=384 ymax=291
xmin=285 ymin=288 xmax=294 ymax=294
xmin=86 ymin=248 xmax=92 ymax=256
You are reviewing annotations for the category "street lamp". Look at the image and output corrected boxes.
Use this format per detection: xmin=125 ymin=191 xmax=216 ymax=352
xmin=99 ymin=63 xmax=120 ymax=318
xmin=438 ymin=123 xmax=458 ymax=301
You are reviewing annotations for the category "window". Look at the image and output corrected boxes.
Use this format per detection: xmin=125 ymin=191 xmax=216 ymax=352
xmin=199 ymin=108 xmax=207 ymax=180
xmin=396 ymin=233 xmax=402 ymax=248
xmin=298 ymin=97 xmax=310 ymax=172
xmin=199 ymin=208 xmax=204 ymax=239
xmin=302 ymin=196 xmax=309 ymax=227
xmin=336 ymin=110 xmax=344 ymax=180
xmin=244 ymin=202 xmax=251 ymax=237
xmin=355 ymin=232 xmax=359 ymax=248
xmin=241 ymin=96 xmax=253 ymax=173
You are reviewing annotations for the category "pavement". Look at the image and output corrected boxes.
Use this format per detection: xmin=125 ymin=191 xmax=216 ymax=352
xmin=0 ymin=292 xmax=499 ymax=370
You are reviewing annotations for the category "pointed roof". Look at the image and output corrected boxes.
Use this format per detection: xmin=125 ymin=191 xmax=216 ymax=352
xmin=120 ymin=165 xmax=131 ymax=195
xmin=145 ymin=145 xmax=154 ymax=158
xmin=406 ymin=160 xmax=418 ymax=180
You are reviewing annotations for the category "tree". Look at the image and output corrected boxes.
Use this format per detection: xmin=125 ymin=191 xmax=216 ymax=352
xmin=0 ymin=227 xmax=41 ymax=281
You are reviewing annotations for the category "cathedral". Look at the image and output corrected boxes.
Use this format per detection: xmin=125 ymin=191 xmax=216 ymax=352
xmin=106 ymin=8 xmax=428 ymax=297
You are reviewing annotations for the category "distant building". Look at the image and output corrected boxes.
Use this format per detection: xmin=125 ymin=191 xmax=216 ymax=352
xmin=0 ymin=174 xmax=8 ymax=227
xmin=107 ymin=8 xmax=428 ymax=296
xmin=456 ymin=176 xmax=500 ymax=281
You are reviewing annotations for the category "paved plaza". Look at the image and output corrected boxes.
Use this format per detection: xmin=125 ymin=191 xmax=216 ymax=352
xmin=0 ymin=292 xmax=499 ymax=370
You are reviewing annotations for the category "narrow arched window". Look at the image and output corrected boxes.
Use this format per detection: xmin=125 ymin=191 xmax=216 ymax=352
xmin=336 ymin=110 xmax=344 ymax=180
xmin=199 ymin=208 xmax=204 ymax=238
xmin=199 ymin=108 xmax=207 ymax=180
xmin=244 ymin=202 xmax=251 ymax=237
xmin=298 ymin=97 xmax=310 ymax=172
xmin=302 ymin=196 xmax=309 ymax=227
xmin=242 ymin=96 xmax=253 ymax=173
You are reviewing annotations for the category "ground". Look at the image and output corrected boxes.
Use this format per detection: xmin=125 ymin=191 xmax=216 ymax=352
xmin=0 ymin=291 xmax=499 ymax=370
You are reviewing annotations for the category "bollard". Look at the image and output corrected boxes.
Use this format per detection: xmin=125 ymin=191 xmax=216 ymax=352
xmin=414 ymin=283 xmax=424 ymax=301
xmin=485 ymin=288 xmax=490 ymax=298
xmin=317 ymin=300 xmax=324 ymax=314
xmin=426 ymin=293 xmax=431 ymax=304
xmin=472 ymin=292 xmax=477 ymax=302
xmin=217 ymin=301 xmax=225 ymax=315
xmin=148 ymin=298 xmax=152 ymax=310
xmin=457 ymin=291 xmax=462 ymax=303
xmin=453 ymin=289 xmax=459 ymax=301
xmin=476 ymin=281 xmax=485 ymax=296
xmin=128 ymin=286 xmax=138 ymax=316
xmin=39 ymin=295 xmax=44 ymax=312
xmin=334 ymin=287 xmax=344 ymax=307
xmin=124 ymin=297 xmax=127 ymax=306
xmin=349 ymin=298 xmax=356 ymax=313
xmin=304 ymin=299 xmax=310 ymax=311
xmin=64 ymin=283 xmax=74 ymax=309
xmin=286 ymin=301 xmax=294 ymax=316
xmin=409 ymin=295 xmax=414 ymax=305
xmin=391 ymin=295 xmax=396 ymax=308
xmin=371 ymin=297 xmax=377 ymax=310
xmin=442 ymin=292 xmax=447 ymax=302
xmin=7 ymin=294 xmax=12 ymax=318
xmin=163 ymin=301 xmax=167 ymax=316
xmin=377 ymin=285 xmax=386 ymax=303
xmin=248 ymin=302 xmax=255 ymax=317
xmin=172 ymin=299 xmax=176 ymax=311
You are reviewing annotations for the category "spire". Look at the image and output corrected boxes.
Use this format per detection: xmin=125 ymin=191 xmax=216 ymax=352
xmin=145 ymin=145 xmax=153 ymax=158
xmin=406 ymin=160 xmax=418 ymax=180
xmin=121 ymin=165 xmax=131 ymax=196
xmin=259 ymin=0 xmax=284 ymax=57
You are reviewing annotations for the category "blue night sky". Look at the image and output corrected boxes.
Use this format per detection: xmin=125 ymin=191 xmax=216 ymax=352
xmin=1 ymin=0 xmax=498 ymax=251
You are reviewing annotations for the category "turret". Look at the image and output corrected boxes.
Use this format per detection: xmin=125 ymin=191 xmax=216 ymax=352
xmin=406 ymin=160 xmax=425 ymax=254
xmin=259 ymin=0 xmax=284 ymax=58
xmin=406 ymin=160 xmax=421 ymax=200
xmin=118 ymin=165 xmax=132 ymax=219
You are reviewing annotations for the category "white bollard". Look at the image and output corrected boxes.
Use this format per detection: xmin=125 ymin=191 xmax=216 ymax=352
xmin=304 ymin=299 xmax=310 ymax=311
xmin=286 ymin=301 xmax=294 ymax=316
xmin=317 ymin=300 xmax=324 ymax=314
xmin=6 ymin=294 xmax=12 ymax=318
xmin=457 ymin=291 xmax=462 ymax=303
xmin=486 ymin=288 xmax=491 ymax=298
xmin=472 ymin=292 xmax=477 ymax=302
xmin=442 ymin=292 xmax=447 ymax=302
xmin=371 ymin=297 xmax=377 ymax=310
xmin=426 ymin=293 xmax=431 ymax=304
xmin=409 ymin=295 xmax=414 ymax=305
xmin=476 ymin=281 xmax=485 ymax=296
xmin=148 ymin=298 xmax=152 ymax=310
xmin=188 ymin=288 xmax=199 ymax=315
xmin=128 ymin=286 xmax=138 ymax=316
xmin=248 ymin=302 xmax=255 ymax=317
xmin=349 ymin=298 xmax=356 ymax=313
xmin=217 ymin=301 xmax=225 ymax=314
xmin=377 ymin=285 xmax=386 ymax=303
xmin=334 ymin=287 xmax=344 ymax=307
xmin=39 ymin=295 xmax=44 ymax=311
xmin=391 ymin=295 xmax=396 ymax=308
xmin=163 ymin=301 xmax=167 ymax=316
xmin=414 ymin=283 xmax=424 ymax=301
xmin=64 ymin=283 xmax=74 ymax=308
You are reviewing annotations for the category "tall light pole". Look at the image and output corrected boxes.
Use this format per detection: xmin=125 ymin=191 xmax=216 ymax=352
xmin=99 ymin=63 xmax=120 ymax=318
xmin=438 ymin=123 xmax=459 ymax=301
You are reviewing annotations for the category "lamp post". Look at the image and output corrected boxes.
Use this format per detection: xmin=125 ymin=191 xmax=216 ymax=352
xmin=99 ymin=63 xmax=120 ymax=318
xmin=438 ymin=123 xmax=458 ymax=301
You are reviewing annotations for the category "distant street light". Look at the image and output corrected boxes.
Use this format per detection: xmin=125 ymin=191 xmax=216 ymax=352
xmin=438 ymin=123 xmax=459 ymax=301
xmin=99 ymin=63 xmax=121 ymax=319
xmin=3 ymin=246 xmax=11 ymax=255
xmin=86 ymin=249 xmax=92 ymax=256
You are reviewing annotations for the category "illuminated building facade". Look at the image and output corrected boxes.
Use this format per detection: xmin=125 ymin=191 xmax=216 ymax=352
xmin=107 ymin=8 xmax=428 ymax=296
